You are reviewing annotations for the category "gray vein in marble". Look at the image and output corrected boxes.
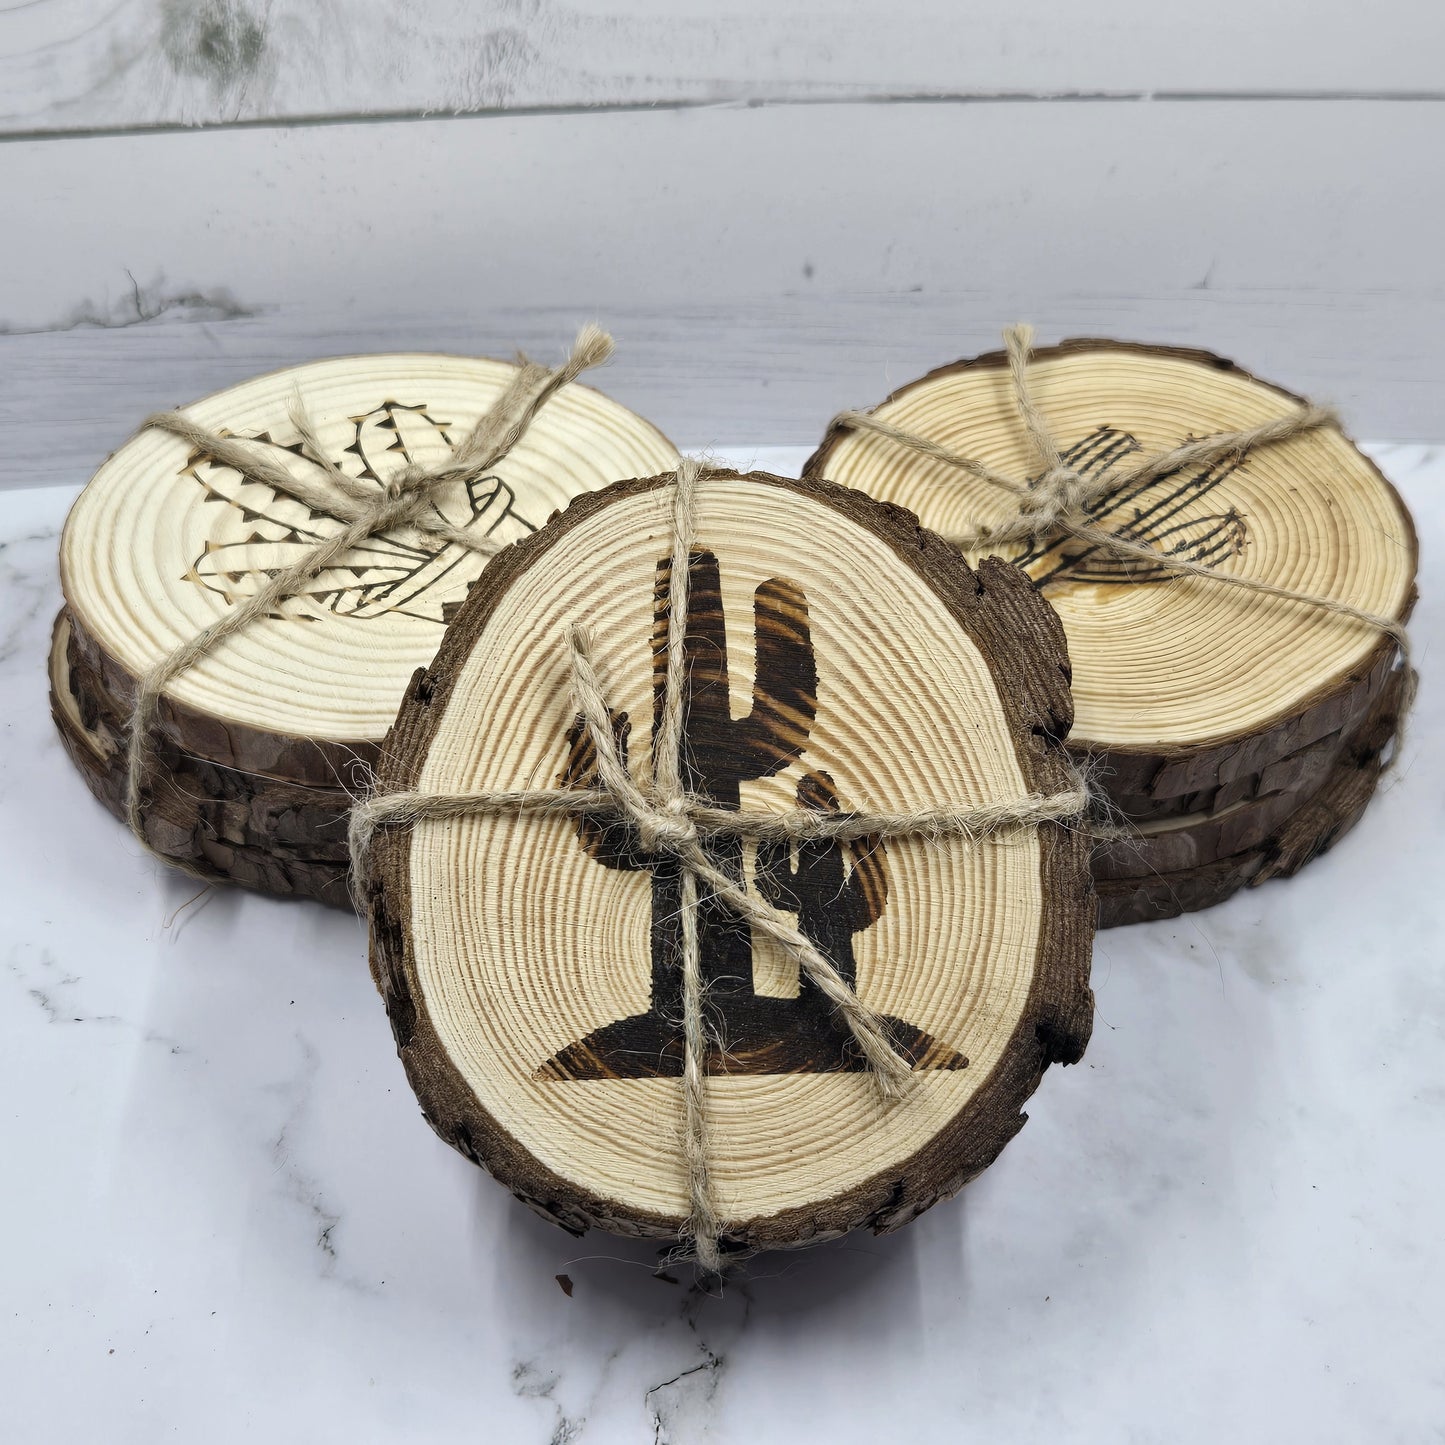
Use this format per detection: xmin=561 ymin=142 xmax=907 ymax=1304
xmin=4 ymin=944 xmax=185 ymax=1051
xmin=489 ymin=1218 xmax=766 ymax=1444
xmin=0 ymin=524 xmax=59 ymax=669
xmin=267 ymin=1034 xmax=350 ymax=1279
xmin=511 ymin=1360 xmax=585 ymax=1444
xmin=638 ymin=1279 xmax=749 ymax=1442
xmin=646 ymin=1354 xmax=722 ymax=1445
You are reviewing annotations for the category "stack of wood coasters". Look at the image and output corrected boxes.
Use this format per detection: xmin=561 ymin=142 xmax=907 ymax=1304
xmin=359 ymin=467 xmax=1094 ymax=1255
xmin=51 ymin=354 xmax=677 ymax=906
xmin=805 ymin=340 xmax=1417 ymax=927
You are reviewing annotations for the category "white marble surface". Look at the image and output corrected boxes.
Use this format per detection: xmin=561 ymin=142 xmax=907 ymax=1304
xmin=1 ymin=445 xmax=1441 ymax=1444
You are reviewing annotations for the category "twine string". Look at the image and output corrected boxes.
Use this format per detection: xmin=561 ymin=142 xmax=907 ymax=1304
xmin=121 ymin=326 xmax=616 ymax=868
xmin=830 ymin=324 xmax=1416 ymax=729
xmin=349 ymin=460 xmax=1089 ymax=1269
xmin=644 ymin=457 xmax=717 ymax=1264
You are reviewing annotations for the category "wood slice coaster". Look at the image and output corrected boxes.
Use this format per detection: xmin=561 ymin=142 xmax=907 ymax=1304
xmin=1096 ymin=655 xmax=1405 ymax=927
xmin=59 ymin=607 xmax=353 ymax=864
xmin=363 ymin=469 xmax=1094 ymax=1252
xmin=55 ymin=354 xmax=677 ymax=899
xmin=1104 ymin=707 xmax=1374 ymax=824
xmin=50 ymin=611 xmax=355 ymax=907
xmin=804 ymin=341 xmax=1416 ymax=814
xmin=1094 ymin=777 xmax=1347 ymax=882
xmin=1090 ymin=668 xmax=1392 ymax=883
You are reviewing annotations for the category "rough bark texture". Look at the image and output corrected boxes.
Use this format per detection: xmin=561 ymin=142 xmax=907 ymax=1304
xmin=1094 ymin=634 xmax=1401 ymax=802
xmin=1090 ymin=714 xmax=1377 ymax=882
xmin=364 ymin=468 xmax=1096 ymax=1255
xmin=49 ymin=610 xmax=354 ymax=908
xmin=1100 ymin=697 xmax=1380 ymax=822
xmin=65 ymin=606 xmax=377 ymax=790
xmin=63 ymin=612 xmax=354 ymax=859
xmin=1095 ymin=658 xmax=1406 ymax=928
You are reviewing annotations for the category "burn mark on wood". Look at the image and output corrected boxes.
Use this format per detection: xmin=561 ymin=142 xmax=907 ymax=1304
xmin=1013 ymin=424 xmax=1249 ymax=587
xmin=179 ymin=401 xmax=538 ymax=623
xmin=538 ymin=547 xmax=967 ymax=1081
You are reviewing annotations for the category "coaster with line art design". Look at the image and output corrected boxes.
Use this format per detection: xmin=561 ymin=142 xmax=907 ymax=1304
xmin=54 ymin=353 xmax=677 ymax=903
xmin=806 ymin=340 xmax=1416 ymax=925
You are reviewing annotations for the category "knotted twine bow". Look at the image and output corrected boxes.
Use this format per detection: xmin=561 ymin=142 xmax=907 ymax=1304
xmin=122 ymin=324 xmax=617 ymax=872
xmin=829 ymin=325 xmax=1416 ymax=757
xmin=348 ymin=457 xmax=1089 ymax=1271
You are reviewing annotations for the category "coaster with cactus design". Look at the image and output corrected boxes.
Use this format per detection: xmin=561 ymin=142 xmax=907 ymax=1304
xmin=806 ymin=341 xmax=1415 ymax=924
xmin=361 ymin=467 xmax=1095 ymax=1254
xmin=53 ymin=354 xmax=677 ymax=903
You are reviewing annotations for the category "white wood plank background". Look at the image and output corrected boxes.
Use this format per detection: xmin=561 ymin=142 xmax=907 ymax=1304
xmin=3 ymin=5 xmax=1442 ymax=488
xmin=5 ymin=0 xmax=1445 ymax=136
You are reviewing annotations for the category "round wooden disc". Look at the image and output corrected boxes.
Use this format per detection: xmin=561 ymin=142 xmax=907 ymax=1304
xmin=365 ymin=469 xmax=1094 ymax=1251
xmin=49 ymin=610 xmax=355 ymax=906
xmin=1102 ymin=695 xmax=1376 ymax=823
xmin=1096 ymin=654 xmax=1405 ymax=926
xmin=806 ymin=341 xmax=1416 ymax=804
xmin=1093 ymin=778 xmax=1344 ymax=881
xmin=60 ymin=354 xmax=678 ymax=787
xmin=58 ymin=607 xmax=353 ymax=860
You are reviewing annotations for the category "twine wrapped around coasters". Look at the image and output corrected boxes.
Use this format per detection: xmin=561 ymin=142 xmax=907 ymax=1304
xmin=810 ymin=330 xmax=1418 ymax=928
xmin=119 ymin=326 xmax=617 ymax=877
xmin=349 ymin=458 xmax=1089 ymax=1271
xmin=828 ymin=325 xmax=1417 ymax=759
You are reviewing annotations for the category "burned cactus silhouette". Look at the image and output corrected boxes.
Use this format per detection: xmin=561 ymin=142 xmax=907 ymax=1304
xmin=540 ymin=547 xmax=812 ymax=1080
xmin=539 ymin=548 xmax=966 ymax=1082
xmin=1014 ymin=424 xmax=1249 ymax=588
xmin=552 ymin=545 xmax=816 ymax=910
xmin=654 ymin=550 xmax=817 ymax=794
xmin=754 ymin=770 xmax=887 ymax=1004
